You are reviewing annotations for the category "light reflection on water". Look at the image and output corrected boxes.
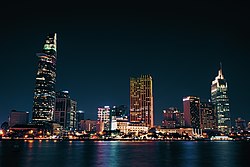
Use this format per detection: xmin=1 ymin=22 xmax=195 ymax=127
xmin=0 ymin=141 xmax=248 ymax=167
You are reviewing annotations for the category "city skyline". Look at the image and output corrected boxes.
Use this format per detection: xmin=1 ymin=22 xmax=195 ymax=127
xmin=1 ymin=1 xmax=250 ymax=125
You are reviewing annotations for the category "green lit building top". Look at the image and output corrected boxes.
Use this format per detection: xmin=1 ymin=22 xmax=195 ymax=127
xmin=32 ymin=33 xmax=57 ymax=121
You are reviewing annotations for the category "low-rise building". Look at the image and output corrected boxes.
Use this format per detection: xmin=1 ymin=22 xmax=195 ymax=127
xmin=80 ymin=119 xmax=97 ymax=132
xmin=162 ymin=107 xmax=185 ymax=128
xmin=9 ymin=110 xmax=29 ymax=127
xmin=157 ymin=127 xmax=193 ymax=137
xmin=117 ymin=120 xmax=149 ymax=136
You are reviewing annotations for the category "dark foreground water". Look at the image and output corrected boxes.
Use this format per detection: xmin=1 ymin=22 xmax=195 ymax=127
xmin=0 ymin=140 xmax=249 ymax=167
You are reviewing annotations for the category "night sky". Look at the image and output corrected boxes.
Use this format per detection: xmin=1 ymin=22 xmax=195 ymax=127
xmin=0 ymin=1 xmax=249 ymax=125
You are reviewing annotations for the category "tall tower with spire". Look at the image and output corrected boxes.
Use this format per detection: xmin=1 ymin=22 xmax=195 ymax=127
xmin=211 ymin=63 xmax=231 ymax=133
xmin=32 ymin=33 xmax=57 ymax=121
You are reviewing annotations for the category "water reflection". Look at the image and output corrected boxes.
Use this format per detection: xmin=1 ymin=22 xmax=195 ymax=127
xmin=0 ymin=141 xmax=249 ymax=167
xmin=95 ymin=141 xmax=119 ymax=167
xmin=0 ymin=140 xmax=24 ymax=167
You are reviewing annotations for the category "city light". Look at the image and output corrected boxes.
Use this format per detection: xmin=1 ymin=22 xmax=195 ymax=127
xmin=0 ymin=34 xmax=249 ymax=143
xmin=0 ymin=4 xmax=249 ymax=167
xmin=0 ymin=130 xmax=3 ymax=135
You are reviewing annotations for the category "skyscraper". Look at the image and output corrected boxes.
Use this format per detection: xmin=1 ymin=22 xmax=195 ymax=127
xmin=97 ymin=106 xmax=111 ymax=131
xmin=183 ymin=96 xmax=200 ymax=129
xmin=54 ymin=91 xmax=77 ymax=130
xmin=200 ymin=100 xmax=217 ymax=130
xmin=111 ymin=105 xmax=128 ymax=118
xmin=32 ymin=33 xmax=57 ymax=121
xmin=130 ymin=75 xmax=154 ymax=127
xmin=211 ymin=64 xmax=231 ymax=133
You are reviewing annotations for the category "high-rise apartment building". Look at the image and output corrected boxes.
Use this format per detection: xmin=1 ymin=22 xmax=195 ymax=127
xmin=200 ymin=101 xmax=217 ymax=130
xmin=211 ymin=64 xmax=231 ymax=132
xmin=54 ymin=91 xmax=77 ymax=130
xmin=111 ymin=105 xmax=128 ymax=118
xmin=183 ymin=96 xmax=200 ymax=129
xmin=130 ymin=75 xmax=154 ymax=127
xmin=32 ymin=33 xmax=57 ymax=121
xmin=110 ymin=105 xmax=128 ymax=131
xmin=97 ymin=106 xmax=111 ymax=131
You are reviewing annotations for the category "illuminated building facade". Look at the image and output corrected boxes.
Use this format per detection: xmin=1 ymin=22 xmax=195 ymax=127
xmin=32 ymin=33 xmax=57 ymax=121
xmin=97 ymin=106 xmax=111 ymax=131
xmin=111 ymin=105 xmax=128 ymax=118
xmin=109 ymin=105 xmax=128 ymax=131
xmin=130 ymin=75 xmax=154 ymax=127
xmin=157 ymin=127 xmax=194 ymax=137
xmin=211 ymin=64 xmax=231 ymax=132
xmin=54 ymin=91 xmax=77 ymax=130
xmin=162 ymin=107 xmax=185 ymax=128
xmin=96 ymin=121 xmax=105 ymax=132
xmin=183 ymin=96 xmax=200 ymax=129
xmin=116 ymin=122 xmax=149 ymax=135
xmin=200 ymin=101 xmax=217 ymax=130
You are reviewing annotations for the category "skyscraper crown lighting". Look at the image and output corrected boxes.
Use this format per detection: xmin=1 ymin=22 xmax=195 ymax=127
xmin=32 ymin=33 xmax=57 ymax=121
xmin=211 ymin=63 xmax=231 ymax=133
